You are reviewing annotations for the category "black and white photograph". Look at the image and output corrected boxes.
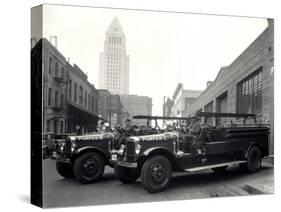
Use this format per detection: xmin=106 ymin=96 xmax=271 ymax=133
xmin=30 ymin=3 xmax=274 ymax=208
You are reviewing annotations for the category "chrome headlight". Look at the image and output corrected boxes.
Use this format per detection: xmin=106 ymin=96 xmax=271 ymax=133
xmin=71 ymin=141 xmax=77 ymax=152
xmin=135 ymin=144 xmax=141 ymax=155
xmin=57 ymin=141 xmax=65 ymax=152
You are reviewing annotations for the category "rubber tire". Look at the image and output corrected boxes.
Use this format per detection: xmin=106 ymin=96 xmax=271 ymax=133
xmin=245 ymin=146 xmax=262 ymax=173
xmin=212 ymin=166 xmax=228 ymax=174
xmin=114 ymin=165 xmax=139 ymax=183
xmin=141 ymin=155 xmax=172 ymax=193
xmin=73 ymin=152 xmax=105 ymax=184
xmin=56 ymin=161 xmax=74 ymax=178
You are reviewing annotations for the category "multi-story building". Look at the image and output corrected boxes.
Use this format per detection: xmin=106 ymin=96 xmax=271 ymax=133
xmin=185 ymin=19 xmax=274 ymax=154
xmin=120 ymin=95 xmax=153 ymax=126
xmin=163 ymin=97 xmax=174 ymax=117
xmin=110 ymin=94 xmax=123 ymax=126
xmin=170 ymin=83 xmax=202 ymax=117
xmin=41 ymin=38 xmax=68 ymax=135
xmin=66 ymin=64 xmax=99 ymax=134
xmin=97 ymin=89 xmax=123 ymax=126
xmin=97 ymin=89 xmax=111 ymax=122
xmin=32 ymin=38 xmax=100 ymax=135
xmin=99 ymin=17 xmax=130 ymax=95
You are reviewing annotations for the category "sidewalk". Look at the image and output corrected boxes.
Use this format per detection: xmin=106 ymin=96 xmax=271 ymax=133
xmin=243 ymin=161 xmax=274 ymax=194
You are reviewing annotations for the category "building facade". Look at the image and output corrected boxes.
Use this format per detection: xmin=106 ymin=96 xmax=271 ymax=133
xmin=170 ymin=83 xmax=202 ymax=117
xmin=163 ymin=97 xmax=174 ymax=117
xmin=41 ymin=38 xmax=68 ymax=135
xmin=99 ymin=17 xmax=130 ymax=95
xmin=120 ymin=95 xmax=153 ymax=126
xmin=66 ymin=64 xmax=99 ymax=134
xmin=33 ymin=38 xmax=100 ymax=136
xmin=185 ymin=19 xmax=274 ymax=154
xmin=97 ymin=89 xmax=111 ymax=122
xmin=110 ymin=94 xmax=124 ymax=126
xmin=97 ymin=89 xmax=123 ymax=126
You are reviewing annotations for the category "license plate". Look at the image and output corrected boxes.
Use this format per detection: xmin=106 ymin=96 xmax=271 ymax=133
xmin=111 ymin=154 xmax=117 ymax=161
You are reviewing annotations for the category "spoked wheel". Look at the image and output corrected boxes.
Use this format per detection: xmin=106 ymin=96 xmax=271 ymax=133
xmin=141 ymin=155 xmax=172 ymax=193
xmin=245 ymin=146 xmax=262 ymax=173
xmin=73 ymin=152 xmax=105 ymax=184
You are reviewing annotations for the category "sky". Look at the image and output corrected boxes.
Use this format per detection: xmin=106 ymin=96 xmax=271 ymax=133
xmin=32 ymin=4 xmax=268 ymax=116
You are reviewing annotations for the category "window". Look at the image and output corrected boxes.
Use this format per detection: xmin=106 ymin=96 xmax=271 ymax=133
xmin=60 ymin=94 xmax=64 ymax=107
xmin=61 ymin=67 xmax=65 ymax=78
xmin=85 ymin=91 xmax=87 ymax=107
xmin=79 ymin=86 xmax=83 ymax=105
xmin=55 ymin=62 xmax=59 ymax=77
xmin=49 ymin=57 xmax=53 ymax=75
xmin=46 ymin=120 xmax=50 ymax=132
xmin=92 ymin=97 xmax=95 ymax=112
xmin=69 ymin=80 xmax=72 ymax=100
xmin=60 ymin=121 xmax=64 ymax=134
xmin=95 ymin=99 xmax=98 ymax=113
xmin=88 ymin=94 xmax=91 ymax=109
xmin=55 ymin=91 xmax=58 ymax=107
xmin=74 ymin=83 xmax=77 ymax=103
xmin=204 ymin=101 xmax=214 ymax=112
xmin=237 ymin=67 xmax=263 ymax=114
xmin=54 ymin=120 xmax=58 ymax=134
xmin=48 ymin=88 xmax=52 ymax=105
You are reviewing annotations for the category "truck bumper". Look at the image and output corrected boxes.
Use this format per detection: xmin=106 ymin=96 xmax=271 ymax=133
xmin=57 ymin=157 xmax=71 ymax=163
xmin=116 ymin=161 xmax=138 ymax=168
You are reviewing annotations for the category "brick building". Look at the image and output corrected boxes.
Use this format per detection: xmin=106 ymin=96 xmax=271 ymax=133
xmin=32 ymin=38 xmax=100 ymax=135
xmin=185 ymin=19 xmax=274 ymax=153
xmin=66 ymin=64 xmax=99 ymax=134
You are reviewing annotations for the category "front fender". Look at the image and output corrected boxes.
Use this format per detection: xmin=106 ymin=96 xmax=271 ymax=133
xmin=137 ymin=147 xmax=177 ymax=169
xmin=141 ymin=147 xmax=172 ymax=157
xmin=73 ymin=146 xmax=106 ymax=155
xmin=72 ymin=146 xmax=109 ymax=164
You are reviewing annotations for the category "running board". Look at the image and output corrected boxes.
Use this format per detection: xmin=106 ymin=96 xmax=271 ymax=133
xmin=184 ymin=160 xmax=247 ymax=172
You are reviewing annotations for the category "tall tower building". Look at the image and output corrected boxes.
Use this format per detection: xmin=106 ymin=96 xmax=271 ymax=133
xmin=99 ymin=17 xmax=130 ymax=94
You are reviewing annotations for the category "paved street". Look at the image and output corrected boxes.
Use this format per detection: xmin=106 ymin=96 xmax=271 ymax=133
xmin=43 ymin=159 xmax=273 ymax=208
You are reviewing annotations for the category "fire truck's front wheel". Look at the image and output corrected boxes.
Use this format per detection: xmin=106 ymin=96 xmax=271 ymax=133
xmin=73 ymin=152 xmax=105 ymax=184
xmin=141 ymin=155 xmax=172 ymax=193
xmin=114 ymin=165 xmax=139 ymax=183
